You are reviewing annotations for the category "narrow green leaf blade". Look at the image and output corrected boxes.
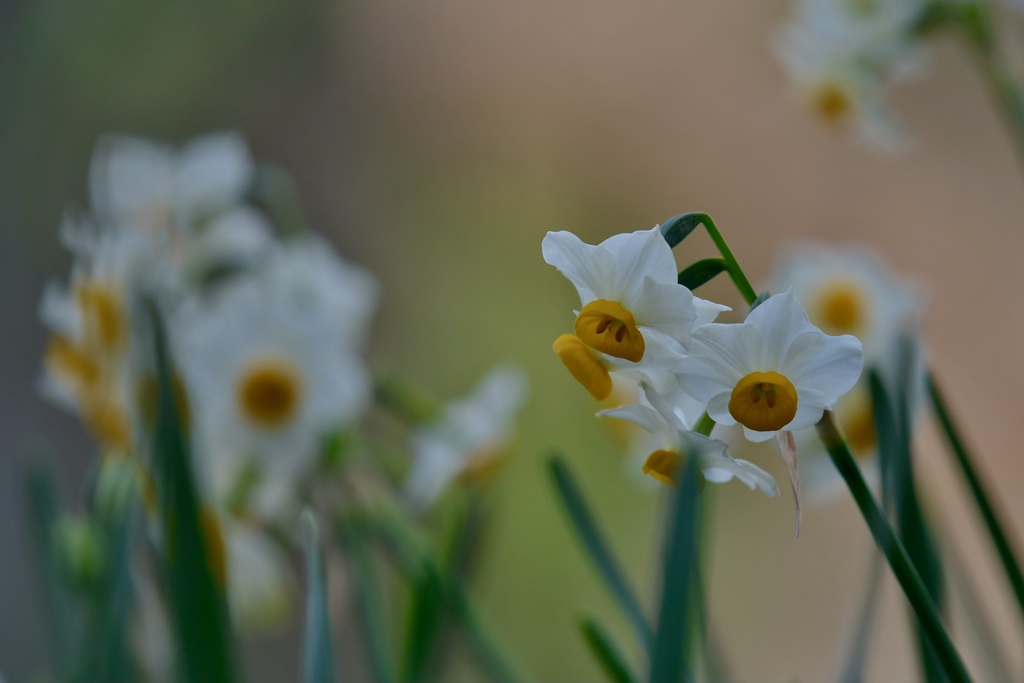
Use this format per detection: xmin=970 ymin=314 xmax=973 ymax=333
xmin=816 ymin=413 xmax=972 ymax=683
xmin=303 ymin=511 xmax=337 ymax=683
xmin=869 ymin=362 xmax=945 ymax=683
xmin=648 ymin=456 xmax=701 ymax=683
xmin=579 ymin=617 xmax=638 ymax=683
xmin=337 ymin=515 xmax=398 ymax=683
xmin=149 ymin=306 xmax=235 ymax=683
xmin=547 ymin=456 xmax=653 ymax=652
xmin=929 ymin=372 xmax=1024 ymax=624
xmin=676 ymin=259 xmax=727 ymax=291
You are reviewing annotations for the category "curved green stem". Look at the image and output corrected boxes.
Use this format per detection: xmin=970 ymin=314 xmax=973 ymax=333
xmin=698 ymin=215 xmax=758 ymax=306
xmin=815 ymin=412 xmax=972 ymax=683
xmin=928 ymin=372 xmax=1024 ymax=624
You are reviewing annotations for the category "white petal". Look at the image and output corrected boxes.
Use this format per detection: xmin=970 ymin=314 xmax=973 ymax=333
xmin=630 ymin=277 xmax=697 ymax=344
xmin=173 ymin=131 xmax=253 ymax=220
xmin=784 ymin=330 xmax=864 ymax=408
xmin=598 ymin=402 xmax=673 ymax=446
xmin=745 ymin=291 xmax=816 ymax=368
xmin=693 ymin=296 xmax=731 ymax=326
xmin=89 ymin=135 xmax=174 ymax=224
xmin=541 ymin=231 xmax=617 ymax=304
xmin=600 ymin=227 xmax=678 ymax=300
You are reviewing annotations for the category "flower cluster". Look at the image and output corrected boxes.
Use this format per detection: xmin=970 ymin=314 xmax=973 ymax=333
xmin=774 ymin=0 xmax=929 ymax=147
xmin=544 ymin=225 xmax=864 ymax=499
xmin=39 ymin=132 xmax=527 ymax=650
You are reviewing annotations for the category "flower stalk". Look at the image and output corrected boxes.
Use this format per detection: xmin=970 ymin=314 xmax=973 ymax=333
xmin=816 ymin=411 xmax=972 ymax=683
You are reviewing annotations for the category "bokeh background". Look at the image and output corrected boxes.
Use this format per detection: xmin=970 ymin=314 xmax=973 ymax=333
xmin=3 ymin=1 xmax=1024 ymax=681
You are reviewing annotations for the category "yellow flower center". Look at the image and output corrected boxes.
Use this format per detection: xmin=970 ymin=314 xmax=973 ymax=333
xmin=237 ymin=358 xmax=303 ymax=429
xmin=815 ymin=283 xmax=866 ymax=336
xmin=76 ymin=282 xmax=127 ymax=353
xmin=810 ymin=81 xmax=855 ymax=125
xmin=574 ymin=300 xmax=645 ymax=362
xmin=642 ymin=450 xmax=706 ymax=492
xmin=553 ymin=334 xmax=613 ymax=400
xmin=457 ymin=444 xmax=511 ymax=488
xmin=728 ymin=371 xmax=799 ymax=432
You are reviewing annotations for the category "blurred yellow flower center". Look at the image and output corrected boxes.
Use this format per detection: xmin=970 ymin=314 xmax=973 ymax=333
xmin=643 ymin=450 xmax=706 ymax=492
xmin=728 ymin=371 xmax=798 ymax=432
xmin=46 ymin=335 xmax=101 ymax=390
xmin=810 ymin=81 xmax=854 ymax=125
xmin=553 ymin=334 xmax=612 ymax=400
xmin=574 ymin=300 xmax=645 ymax=362
xmin=237 ymin=359 xmax=303 ymax=429
xmin=815 ymin=283 xmax=865 ymax=336
xmin=76 ymin=282 xmax=127 ymax=352
xmin=842 ymin=395 xmax=877 ymax=459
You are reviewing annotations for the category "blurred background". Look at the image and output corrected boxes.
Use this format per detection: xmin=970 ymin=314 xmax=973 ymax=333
xmin=3 ymin=0 xmax=1024 ymax=681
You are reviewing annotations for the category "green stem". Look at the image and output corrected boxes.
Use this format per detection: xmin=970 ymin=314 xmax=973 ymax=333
xmin=815 ymin=412 xmax=972 ymax=683
xmin=698 ymin=215 xmax=758 ymax=306
xmin=928 ymin=372 xmax=1024 ymax=623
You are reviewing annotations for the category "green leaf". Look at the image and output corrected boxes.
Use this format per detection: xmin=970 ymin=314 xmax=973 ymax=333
xmin=336 ymin=514 xmax=398 ymax=683
xmin=929 ymin=372 xmax=1024 ymax=626
xmin=648 ymin=456 xmax=701 ymax=683
xmin=359 ymin=511 xmax=527 ymax=683
xmin=26 ymin=463 xmax=76 ymax=680
xmin=547 ymin=456 xmax=653 ymax=652
xmin=816 ymin=413 xmax=972 ymax=683
xmin=148 ymin=306 xmax=236 ymax=683
xmin=303 ymin=512 xmax=338 ymax=683
xmin=676 ymin=259 xmax=727 ymax=291
xmin=869 ymin=359 xmax=945 ymax=683
xmin=578 ymin=617 xmax=638 ymax=683
xmin=659 ymin=213 xmax=706 ymax=248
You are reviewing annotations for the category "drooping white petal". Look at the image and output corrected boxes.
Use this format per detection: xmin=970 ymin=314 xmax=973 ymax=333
xmin=597 ymin=402 xmax=674 ymax=448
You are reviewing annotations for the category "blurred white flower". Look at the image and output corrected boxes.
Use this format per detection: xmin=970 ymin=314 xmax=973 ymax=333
xmin=599 ymin=400 xmax=779 ymax=496
xmin=405 ymin=365 xmax=528 ymax=506
xmin=89 ymin=131 xmax=253 ymax=236
xmin=176 ymin=241 xmax=377 ymax=517
xmin=770 ymin=244 xmax=922 ymax=362
xmin=38 ymin=216 xmax=152 ymax=450
xmin=775 ymin=0 xmax=928 ymax=147
xmin=680 ymin=291 xmax=863 ymax=442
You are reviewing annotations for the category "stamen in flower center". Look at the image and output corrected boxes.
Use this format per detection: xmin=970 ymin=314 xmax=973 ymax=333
xmin=574 ymin=299 xmax=645 ymax=362
xmin=76 ymin=282 xmax=127 ymax=353
xmin=642 ymin=449 xmax=706 ymax=492
xmin=728 ymin=371 xmax=798 ymax=432
xmin=815 ymin=282 xmax=865 ymax=336
xmin=237 ymin=358 xmax=303 ymax=429
xmin=553 ymin=334 xmax=612 ymax=400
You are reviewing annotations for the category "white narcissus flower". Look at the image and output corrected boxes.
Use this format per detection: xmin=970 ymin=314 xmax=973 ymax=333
xmin=38 ymin=216 xmax=156 ymax=451
xmin=89 ymin=131 xmax=253 ymax=236
xmin=599 ymin=401 xmax=779 ymax=496
xmin=770 ymin=244 xmax=922 ymax=363
xmin=176 ymin=241 xmax=377 ymax=518
xmin=406 ymin=365 xmax=528 ymax=507
xmin=543 ymin=227 xmax=714 ymax=399
xmin=680 ymin=291 xmax=864 ymax=443
xmin=774 ymin=0 xmax=927 ymax=148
